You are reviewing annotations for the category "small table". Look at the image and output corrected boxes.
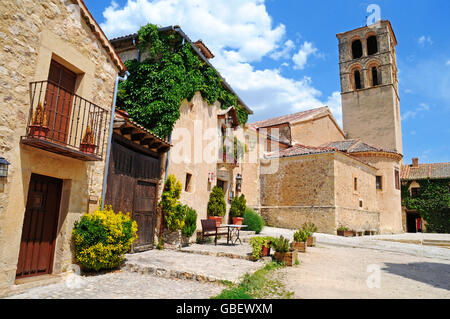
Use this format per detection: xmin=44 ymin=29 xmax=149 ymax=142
xmin=218 ymin=224 xmax=248 ymax=245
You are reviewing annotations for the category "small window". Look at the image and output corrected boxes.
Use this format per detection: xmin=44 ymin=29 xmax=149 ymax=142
xmin=394 ymin=169 xmax=400 ymax=190
xmin=376 ymin=176 xmax=383 ymax=190
xmin=185 ymin=173 xmax=192 ymax=192
xmin=359 ymin=199 xmax=363 ymax=208
xmin=354 ymin=177 xmax=358 ymax=191
xmin=367 ymin=36 xmax=378 ymax=55
xmin=352 ymin=40 xmax=363 ymax=59
xmin=354 ymin=70 xmax=362 ymax=90
xmin=411 ymin=187 xmax=421 ymax=198
xmin=372 ymin=67 xmax=379 ymax=86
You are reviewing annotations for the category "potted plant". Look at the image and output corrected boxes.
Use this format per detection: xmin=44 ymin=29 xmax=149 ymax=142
xmin=302 ymin=222 xmax=318 ymax=247
xmin=249 ymin=236 xmax=273 ymax=261
xmin=337 ymin=226 xmax=355 ymax=237
xmin=291 ymin=229 xmax=310 ymax=253
xmin=271 ymin=235 xmax=298 ymax=266
xmin=80 ymin=124 xmax=97 ymax=154
xmin=29 ymin=101 xmax=49 ymax=138
xmin=229 ymin=194 xmax=246 ymax=227
xmin=207 ymin=186 xmax=226 ymax=227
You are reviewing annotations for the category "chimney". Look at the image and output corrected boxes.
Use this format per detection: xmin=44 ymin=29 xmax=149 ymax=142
xmin=412 ymin=157 xmax=419 ymax=167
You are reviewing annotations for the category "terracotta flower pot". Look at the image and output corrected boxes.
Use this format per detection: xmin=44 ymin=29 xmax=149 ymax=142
xmin=232 ymin=217 xmax=244 ymax=230
xmin=208 ymin=216 xmax=222 ymax=227
xmin=80 ymin=143 xmax=97 ymax=154
xmin=307 ymin=236 xmax=316 ymax=247
xmin=261 ymin=243 xmax=271 ymax=257
xmin=291 ymin=241 xmax=307 ymax=253
xmin=29 ymin=125 xmax=49 ymax=139
xmin=337 ymin=230 xmax=355 ymax=237
xmin=273 ymin=250 xmax=298 ymax=266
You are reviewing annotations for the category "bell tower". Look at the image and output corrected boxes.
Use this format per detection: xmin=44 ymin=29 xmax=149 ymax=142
xmin=337 ymin=20 xmax=402 ymax=154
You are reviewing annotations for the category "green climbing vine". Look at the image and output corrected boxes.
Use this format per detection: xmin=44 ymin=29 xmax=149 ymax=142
xmin=117 ymin=24 xmax=249 ymax=138
xmin=402 ymin=179 xmax=450 ymax=233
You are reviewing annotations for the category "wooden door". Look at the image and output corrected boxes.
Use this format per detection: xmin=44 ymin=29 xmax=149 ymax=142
xmin=45 ymin=61 xmax=77 ymax=143
xmin=16 ymin=174 xmax=62 ymax=279
xmin=133 ymin=181 xmax=157 ymax=249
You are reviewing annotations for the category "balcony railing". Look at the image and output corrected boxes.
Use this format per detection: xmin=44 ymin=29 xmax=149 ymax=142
xmin=21 ymin=81 xmax=110 ymax=161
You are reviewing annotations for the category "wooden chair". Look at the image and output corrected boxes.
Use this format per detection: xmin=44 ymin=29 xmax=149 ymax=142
xmin=200 ymin=219 xmax=227 ymax=245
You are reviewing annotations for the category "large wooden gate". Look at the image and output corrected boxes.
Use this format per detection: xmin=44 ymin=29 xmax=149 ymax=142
xmin=16 ymin=174 xmax=62 ymax=279
xmin=105 ymin=137 xmax=160 ymax=251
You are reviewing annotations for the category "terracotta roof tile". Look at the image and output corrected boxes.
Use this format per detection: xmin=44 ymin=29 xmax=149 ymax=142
xmin=267 ymin=143 xmax=336 ymax=158
xmin=249 ymin=106 xmax=329 ymax=129
xmin=401 ymin=162 xmax=450 ymax=180
xmin=322 ymin=139 xmax=400 ymax=155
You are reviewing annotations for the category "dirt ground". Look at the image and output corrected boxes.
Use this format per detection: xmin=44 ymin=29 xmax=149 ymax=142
xmin=280 ymin=244 xmax=450 ymax=299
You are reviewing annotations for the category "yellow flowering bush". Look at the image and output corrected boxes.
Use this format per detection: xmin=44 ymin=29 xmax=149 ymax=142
xmin=72 ymin=206 xmax=138 ymax=271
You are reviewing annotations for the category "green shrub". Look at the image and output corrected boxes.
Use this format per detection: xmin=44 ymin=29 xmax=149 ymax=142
xmin=271 ymin=236 xmax=290 ymax=253
xmin=293 ymin=229 xmax=310 ymax=242
xmin=302 ymin=222 xmax=318 ymax=234
xmin=159 ymin=175 xmax=185 ymax=231
xmin=249 ymin=236 xmax=274 ymax=260
xmin=181 ymin=205 xmax=197 ymax=238
xmin=243 ymin=208 xmax=264 ymax=234
xmin=207 ymin=186 xmax=226 ymax=217
xmin=229 ymin=194 xmax=246 ymax=218
xmin=337 ymin=226 xmax=350 ymax=231
xmin=72 ymin=206 xmax=138 ymax=271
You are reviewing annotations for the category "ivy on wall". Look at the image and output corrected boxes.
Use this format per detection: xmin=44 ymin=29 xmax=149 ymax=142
xmin=401 ymin=179 xmax=450 ymax=233
xmin=117 ymin=24 xmax=249 ymax=138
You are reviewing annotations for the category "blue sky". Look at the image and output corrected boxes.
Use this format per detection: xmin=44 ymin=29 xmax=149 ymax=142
xmin=85 ymin=0 xmax=450 ymax=164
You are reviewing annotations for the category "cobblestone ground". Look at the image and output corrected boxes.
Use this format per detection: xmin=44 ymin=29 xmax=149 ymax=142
xmin=5 ymin=271 xmax=223 ymax=299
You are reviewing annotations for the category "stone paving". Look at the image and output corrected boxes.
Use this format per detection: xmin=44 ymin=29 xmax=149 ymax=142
xmin=5 ymin=271 xmax=223 ymax=299
xmin=124 ymin=247 xmax=263 ymax=283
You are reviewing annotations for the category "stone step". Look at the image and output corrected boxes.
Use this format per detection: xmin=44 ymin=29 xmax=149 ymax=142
xmin=122 ymin=249 xmax=263 ymax=285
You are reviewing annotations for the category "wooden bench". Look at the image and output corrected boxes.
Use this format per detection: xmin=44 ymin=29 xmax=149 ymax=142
xmin=201 ymin=219 xmax=228 ymax=245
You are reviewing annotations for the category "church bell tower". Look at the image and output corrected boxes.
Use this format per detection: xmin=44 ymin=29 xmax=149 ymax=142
xmin=337 ymin=20 xmax=402 ymax=154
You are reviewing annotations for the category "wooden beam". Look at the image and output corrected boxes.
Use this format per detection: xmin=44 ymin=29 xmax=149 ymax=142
xmin=131 ymin=132 xmax=146 ymax=141
xmin=120 ymin=126 xmax=134 ymax=135
xmin=140 ymin=137 xmax=156 ymax=146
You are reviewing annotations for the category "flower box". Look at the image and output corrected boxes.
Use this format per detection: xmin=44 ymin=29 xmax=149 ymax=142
xmin=291 ymin=241 xmax=307 ymax=253
xmin=273 ymin=250 xmax=298 ymax=266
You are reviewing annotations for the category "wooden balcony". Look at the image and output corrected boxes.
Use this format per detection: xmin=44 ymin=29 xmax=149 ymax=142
xmin=21 ymin=81 xmax=110 ymax=161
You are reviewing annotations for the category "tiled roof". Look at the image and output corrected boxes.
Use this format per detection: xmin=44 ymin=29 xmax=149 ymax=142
xmin=401 ymin=162 xmax=450 ymax=180
xmin=322 ymin=139 xmax=400 ymax=155
xmin=267 ymin=143 xmax=336 ymax=159
xmin=249 ymin=106 xmax=329 ymax=129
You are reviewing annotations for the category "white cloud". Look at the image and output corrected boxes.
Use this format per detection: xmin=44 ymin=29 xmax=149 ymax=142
xmin=446 ymin=60 xmax=450 ymax=66
xmin=292 ymin=41 xmax=318 ymax=70
xmin=270 ymin=39 xmax=295 ymax=60
xmin=418 ymin=35 xmax=433 ymax=46
xmin=401 ymin=102 xmax=430 ymax=121
xmin=101 ymin=0 xmax=336 ymax=123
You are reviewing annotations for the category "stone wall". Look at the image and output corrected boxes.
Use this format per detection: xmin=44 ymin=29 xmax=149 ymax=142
xmin=0 ymin=0 xmax=120 ymax=289
xmin=290 ymin=115 xmax=345 ymax=147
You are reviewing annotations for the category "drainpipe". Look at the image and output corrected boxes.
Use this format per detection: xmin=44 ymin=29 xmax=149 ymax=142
xmin=101 ymin=71 xmax=130 ymax=210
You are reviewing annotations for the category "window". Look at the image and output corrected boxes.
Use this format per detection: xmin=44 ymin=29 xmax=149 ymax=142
xmin=354 ymin=177 xmax=358 ymax=192
xmin=367 ymin=35 xmax=378 ymax=55
xmin=372 ymin=67 xmax=380 ymax=86
xmin=411 ymin=187 xmax=421 ymax=198
xmin=185 ymin=173 xmax=192 ymax=192
xmin=394 ymin=169 xmax=400 ymax=190
xmin=352 ymin=40 xmax=363 ymax=59
xmin=354 ymin=70 xmax=363 ymax=90
xmin=376 ymin=176 xmax=383 ymax=190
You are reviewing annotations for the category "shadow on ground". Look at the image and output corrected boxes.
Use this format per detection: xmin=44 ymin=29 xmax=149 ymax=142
xmin=382 ymin=262 xmax=450 ymax=291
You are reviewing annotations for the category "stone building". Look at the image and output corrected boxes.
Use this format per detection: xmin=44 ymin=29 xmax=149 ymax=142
xmin=401 ymin=158 xmax=450 ymax=233
xmin=0 ymin=0 xmax=126 ymax=293
xmin=110 ymin=26 xmax=253 ymax=233
xmin=245 ymin=21 xmax=404 ymax=234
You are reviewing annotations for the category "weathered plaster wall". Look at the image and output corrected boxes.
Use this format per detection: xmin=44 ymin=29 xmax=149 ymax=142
xmin=291 ymin=115 xmax=345 ymax=147
xmin=352 ymin=154 xmax=403 ymax=234
xmin=0 ymin=0 xmax=119 ymax=289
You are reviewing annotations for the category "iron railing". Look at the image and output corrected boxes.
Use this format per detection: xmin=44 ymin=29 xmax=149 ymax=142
xmin=23 ymin=80 xmax=110 ymax=160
